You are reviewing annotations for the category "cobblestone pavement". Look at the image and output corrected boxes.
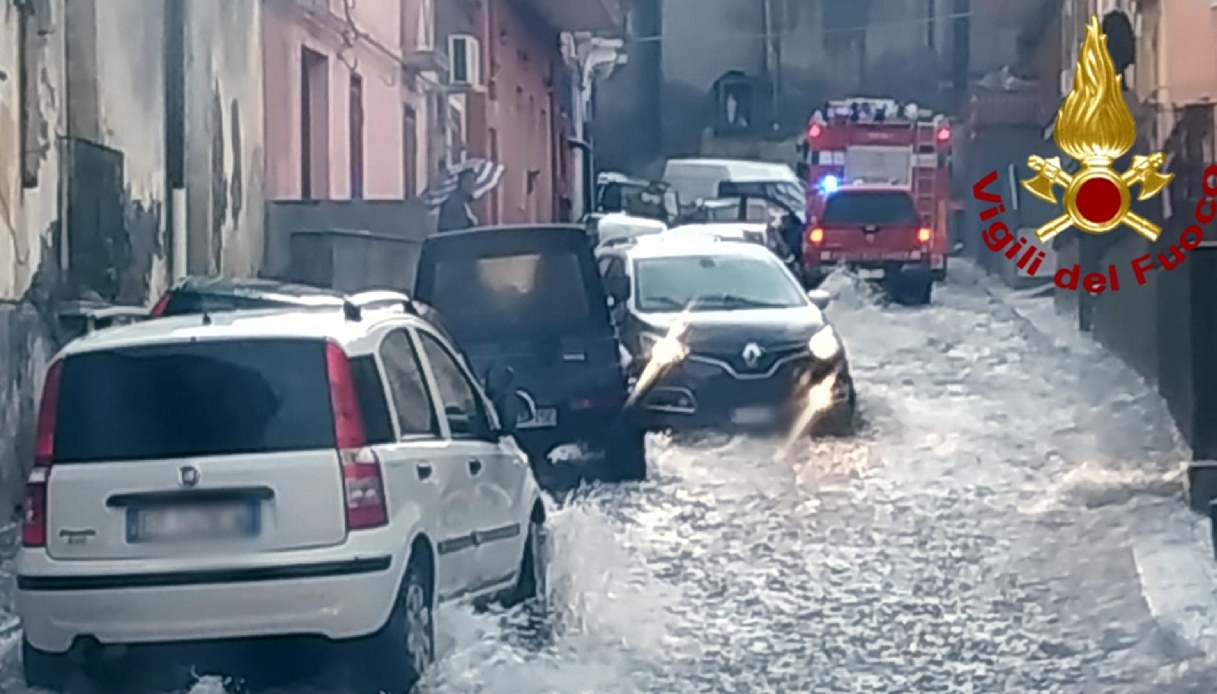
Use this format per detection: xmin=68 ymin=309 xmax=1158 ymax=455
xmin=2 ymin=265 xmax=1215 ymax=693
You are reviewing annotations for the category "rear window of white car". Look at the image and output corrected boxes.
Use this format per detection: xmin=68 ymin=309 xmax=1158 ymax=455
xmin=53 ymin=338 xmax=337 ymax=463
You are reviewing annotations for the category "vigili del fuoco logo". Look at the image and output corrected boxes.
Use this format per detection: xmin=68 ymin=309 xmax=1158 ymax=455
xmin=973 ymin=15 xmax=1217 ymax=293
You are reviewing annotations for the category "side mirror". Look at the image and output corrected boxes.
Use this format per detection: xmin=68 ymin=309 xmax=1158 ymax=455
xmin=605 ymin=275 xmax=631 ymax=304
xmin=807 ymin=289 xmax=831 ymax=310
xmin=483 ymin=365 xmax=519 ymax=435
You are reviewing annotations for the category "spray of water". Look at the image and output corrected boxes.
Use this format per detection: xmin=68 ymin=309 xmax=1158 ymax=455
xmin=624 ymin=311 xmax=694 ymax=409
xmin=781 ymin=370 xmax=838 ymax=454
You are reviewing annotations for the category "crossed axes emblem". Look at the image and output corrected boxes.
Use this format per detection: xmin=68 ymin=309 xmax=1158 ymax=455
xmin=1021 ymin=153 xmax=1173 ymax=243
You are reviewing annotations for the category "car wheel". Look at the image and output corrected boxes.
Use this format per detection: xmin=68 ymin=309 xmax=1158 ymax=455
xmin=607 ymin=427 xmax=648 ymax=481
xmin=503 ymin=511 xmax=549 ymax=611
xmin=350 ymin=551 xmax=435 ymax=694
xmin=1188 ymin=465 xmax=1217 ymax=513
xmin=813 ymin=372 xmax=857 ymax=437
xmin=23 ymin=639 xmax=77 ymax=693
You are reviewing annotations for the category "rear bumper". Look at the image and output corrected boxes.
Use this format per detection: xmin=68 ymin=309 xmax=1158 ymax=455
xmin=803 ymin=256 xmax=931 ymax=283
xmin=17 ymin=530 xmax=404 ymax=653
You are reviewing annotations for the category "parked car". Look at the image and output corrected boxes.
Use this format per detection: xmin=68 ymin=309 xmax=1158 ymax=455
xmin=17 ymin=302 xmax=547 ymax=694
xmin=802 ymin=183 xmax=934 ymax=305
xmin=595 ymin=233 xmax=855 ymax=436
xmin=150 ymin=275 xmax=463 ymax=355
xmin=413 ymin=225 xmax=647 ymax=488
xmin=587 ymin=212 xmax=668 ymax=247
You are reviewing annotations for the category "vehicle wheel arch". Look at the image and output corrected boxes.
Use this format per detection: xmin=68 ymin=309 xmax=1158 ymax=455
xmin=406 ymin=531 xmax=436 ymax=598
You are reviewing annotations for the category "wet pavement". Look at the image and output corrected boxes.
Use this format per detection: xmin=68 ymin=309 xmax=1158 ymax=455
xmin=3 ymin=263 xmax=1217 ymax=692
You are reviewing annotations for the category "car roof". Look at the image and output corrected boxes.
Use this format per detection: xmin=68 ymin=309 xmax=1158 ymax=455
xmin=173 ymin=275 xmax=345 ymax=300
xmin=834 ymin=183 xmax=913 ymax=194
xmin=668 ymin=222 xmax=767 ymax=235
xmin=56 ymin=306 xmax=428 ymax=359
xmin=615 ymin=235 xmax=777 ymax=261
xmin=663 ymin=158 xmax=799 ymax=182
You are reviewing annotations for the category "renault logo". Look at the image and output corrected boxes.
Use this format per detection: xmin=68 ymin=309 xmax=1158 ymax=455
xmin=179 ymin=466 xmax=200 ymax=488
xmin=741 ymin=343 xmax=764 ymax=368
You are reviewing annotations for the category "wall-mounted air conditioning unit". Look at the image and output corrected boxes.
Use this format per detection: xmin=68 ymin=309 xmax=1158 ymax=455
xmin=447 ymin=34 xmax=480 ymax=89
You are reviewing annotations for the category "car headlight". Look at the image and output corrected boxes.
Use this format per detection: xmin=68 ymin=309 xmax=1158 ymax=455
xmin=808 ymin=324 xmax=841 ymax=360
xmin=639 ymin=330 xmax=688 ymax=365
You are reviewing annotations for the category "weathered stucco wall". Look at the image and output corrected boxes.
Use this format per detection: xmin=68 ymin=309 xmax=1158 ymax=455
xmin=183 ymin=0 xmax=266 ymax=277
xmin=64 ymin=0 xmax=167 ymax=303
xmin=0 ymin=0 xmax=65 ymax=301
xmin=0 ymin=0 xmax=65 ymax=516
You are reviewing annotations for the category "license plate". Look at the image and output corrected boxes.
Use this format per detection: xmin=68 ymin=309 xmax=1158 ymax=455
xmin=128 ymin=503 xmax=259 ymax=543
xmin=856 ymin=268 xmax=884 ymax=279
xmin=517 ymin=407 xmax=557 ymax=429
xmin=731 ymin=406 xmax=775 ymax=425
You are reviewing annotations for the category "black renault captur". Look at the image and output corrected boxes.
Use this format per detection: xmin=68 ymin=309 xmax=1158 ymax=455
xmin=414 ymin=225 xmax=646 ymax=487
xmin=596 ymin=233 xmax=856 ymax=436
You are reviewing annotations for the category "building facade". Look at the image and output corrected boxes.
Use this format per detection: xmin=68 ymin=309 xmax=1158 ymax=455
xmin=437 ymin=0 xmax=622 ymax=224
xmin=0 ymin=0 xmax=265 ymax=513
xmin=262 ymin=0 xmax=436 ymax=202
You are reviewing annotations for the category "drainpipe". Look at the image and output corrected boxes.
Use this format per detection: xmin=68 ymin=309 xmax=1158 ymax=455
xmin=569 ymin=138 xmax=594 ymax=218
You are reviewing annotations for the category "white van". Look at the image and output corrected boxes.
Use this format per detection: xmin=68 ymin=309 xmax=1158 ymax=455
xmin=661 ymin=158 xmax=801 ymax=204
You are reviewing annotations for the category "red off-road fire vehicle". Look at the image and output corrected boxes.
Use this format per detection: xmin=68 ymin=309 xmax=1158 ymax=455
xmin=798 ymin=98 xmax=954 ymax=300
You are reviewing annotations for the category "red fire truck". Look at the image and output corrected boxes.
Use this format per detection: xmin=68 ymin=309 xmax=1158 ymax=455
xmin=799 ymin=98 xmax=954 ymax=283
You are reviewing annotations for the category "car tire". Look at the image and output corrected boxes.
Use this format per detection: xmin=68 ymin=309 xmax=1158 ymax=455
xmin=1188 ymin=465 xmax=1217 ymax=513
xmin=503 ymin=511 xmax=549 ymax=611
xmin=607 ymin=427 xmax=648 ymax=482
xmin=813 ymin=372 xmax=857 ymax=437
xmin=349 ymin=551 xmax=435 ymax=694
xmin=22 ymin=640 xmax=76 ymax=693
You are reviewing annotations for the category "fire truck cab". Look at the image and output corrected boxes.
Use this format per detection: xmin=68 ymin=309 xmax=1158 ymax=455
xmin=799 ymin=98 xmax=953 ymax=285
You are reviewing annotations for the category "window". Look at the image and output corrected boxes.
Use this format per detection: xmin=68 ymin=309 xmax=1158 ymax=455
xmin=54 ymin=339 xmax=335 ymax=463
xmin=429 ymin=250 xmax=592 ymax=334
xmin=822 ymin=191 xmax=920 ymax=225
xmin=417 ymin=331 xmax=489 ymax=438
xmin=301 ymin=47 xmax=330 ymax=199
xmin=379 ymin=330 xmax=439 ymax=436
xmin=403 ymin=105 xmax=417 ymax=197
xmin=350 ymin=355 xmax=394 ymax=444
xmin=634 ymin=255 xmax=806 ymax=313
xmin=350 ymin=72 xmax=364 ymax=198
xmin=18 ymin=5 xmax=41 ymax=187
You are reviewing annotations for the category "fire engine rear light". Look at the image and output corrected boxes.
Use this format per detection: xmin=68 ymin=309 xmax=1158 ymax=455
xmin=937 ymin=126 xmax=950 ymax=141
xmin=326 ymin=341 xmax=388 ymax=530
xmin=808 ymin=123 xmax=822 ymax=138
xmin=25 ymin=360 xmax=61 ymax=548
xmin=917 ymin=228 xmax=932 ymax=243
xmin=809 ymin=228 xmax=825 ymax=244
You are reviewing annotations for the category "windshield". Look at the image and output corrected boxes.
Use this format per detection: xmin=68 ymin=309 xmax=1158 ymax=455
xmin=822 ymin=190 xmax=920 ymax=225
xmin=429 ymin=250 xmax=593 ymax=332
xmin=53 ymin=339 xmax=334 ymax=463
xmin=634 ymin=255 xmax=807 ymax=312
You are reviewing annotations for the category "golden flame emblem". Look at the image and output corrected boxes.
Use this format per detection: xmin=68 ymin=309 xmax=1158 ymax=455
xmin=1021 ymin=16 xmax=1172 ymax=241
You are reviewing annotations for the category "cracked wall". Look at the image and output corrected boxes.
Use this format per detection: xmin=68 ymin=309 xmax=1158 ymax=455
xmin=184 ymin=0 xmax=264 ymax=277
xmin=0 ymin=0 xmax=64 ymax=515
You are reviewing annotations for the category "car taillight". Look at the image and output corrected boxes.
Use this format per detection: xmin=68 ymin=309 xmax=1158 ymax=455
xmin=24 ymin=361 xmax=61 ymax=547
xmin=917 ymin=228 xmax=932 ymax=243
xmin=325 ymin=342 xmax=387 ymax=530
xmin=150 ymin=293 xmax=171 ymax=317
xmin=808 ymin=228 xmax=825 ymax=244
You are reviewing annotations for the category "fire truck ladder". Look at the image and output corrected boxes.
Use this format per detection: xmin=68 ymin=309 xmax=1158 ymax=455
xmin=912 ymin=122 xmax=939 ymax=223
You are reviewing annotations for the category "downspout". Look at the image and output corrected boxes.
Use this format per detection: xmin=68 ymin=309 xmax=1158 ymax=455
xmin=569 ymin=138 xmax=594 ymax=217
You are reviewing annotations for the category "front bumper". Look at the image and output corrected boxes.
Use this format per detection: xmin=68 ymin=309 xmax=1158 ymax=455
xmin=17 ymin=528 xmax=404 ymax=654
xmin=634 ymin=352 xmax=847 ymax=432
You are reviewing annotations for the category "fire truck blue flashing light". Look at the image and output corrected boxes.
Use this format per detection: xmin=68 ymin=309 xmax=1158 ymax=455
xmin=819 ymin=175 xmax=840 ymax=195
